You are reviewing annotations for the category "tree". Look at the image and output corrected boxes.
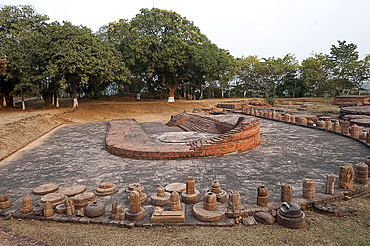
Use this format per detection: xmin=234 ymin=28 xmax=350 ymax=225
xmin=0 ymin=5 xmax=49 ymax=108
xmin=330 ymin=40 xmax=359 ymax=94
xmin=255 ymin=57 xmax=283 ymax=98
xmin=300 ymin=53 xmax=331 ymax=96
xmin=39 ymin=22 xmax=129 ymax=108
xmin=236 ymin=56 xmax=260 ymax=98
xmin=123 ymin=8 xmax=207 ymax=102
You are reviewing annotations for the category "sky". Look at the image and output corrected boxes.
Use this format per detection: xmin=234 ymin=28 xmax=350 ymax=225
xmin=2 ymin=0 xmax=370 ymax=61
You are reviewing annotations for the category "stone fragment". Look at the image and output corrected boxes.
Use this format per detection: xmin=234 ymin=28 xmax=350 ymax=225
xmin=296 ymin=117 xmax=307 ymax=125
xmin=74 ymin=192 xmax=97 ymax=209
xmin=290 ymin=116 xmax=296 ymax=123
xmin=151 ymin=186 xmax=171 ymax=206
xmin=96 ymin=182 xmax=118 ymax=196
xmin=85 ymin=201 xmax=105 ymax=218
xmin=359 ymin=130 xmax=368 ymax=140
xmin=170 ymin=191 xmax=181 ymax=211
xmin=165 ymin=183 xmax=186 ymax=194
xmin=151 ymin=204 xmax=185 ymax=223
xmin=55 ymin=204 xmax=66 ymax=214
xmin=127 ymin=183 xmax=147 ymax=204
xmin=0 ymin=194 xmax=10 ymax=209
xmin=325 ymin=174 xmax=336 ymax=195
xmin=204 ymin=192 xmax=217 ymax=211
xmin=341 ymin=119 xmax=350 ymax=135
xmin=254 ymin=212 xmax=275 ymax=225
xmin=302 ymin=179 xmax=315 ymax=199
xmin=327 ymin=120 xmax=333 ymax=130
xmin=226 ymin=190 xmax=242 ymax=218
xmin=208 ymin=181 xmax=227 ymax=203
xmin=76 ymin=208 xmax=85 ymax=217
xmin=281 ymin=183 xmax=292 ymax=202
xmin=112 ymin=201 xmax=117 ymax=214
xmin=125 ymin=191 xmax=145 ymax=221
xmin=307 ymin=120 xmax=314 ymax=126
xmin=316 ymin=120 xmax=326 ymax=129
xmin=65 ymin=197 xmax=75 ymax=216
xmin=257 ymin=186 xmax=268 ymax=207
xmin=181 ymin=177 xmax=200 ymax=204
xmin=43 ymin=202 xmax=53 ymax=217
xmin=338 ymin=165 xmax=353 ymax=190
xmin=284 ymin=114 xmax=291 ymax=122
xmin=40 ymin=193 xmax=67 ymax=208
xmin=193 ymin=196 xmax=227 ymax=222
xmin=113 ymin=205 xmax=123 ymax=220
xmin=268 ymin=111 xmax=272 ymax=118
xmin=59 ymin=185 xmax=86 ymax=197
xmin=33 ymin=206 xmax=44 ymax=216
xmin=33 ymin=183 xmax=58 ymax=195
xmin=243 ymin=216 xmax=257 ymax=226
xmin=350 ymin=124 xmax=359 ymax=138
xmin=354 ymin=163 xmax=368 ymax=185
xmin=334 ymin=121 xmax=341 ymax=133
xmin=277 ymin=113 xmax=282 ymax=121
xmin=21 ymin=195 xmax=33 ymax=213
xmin=277 ymin=202 xmax=305 ymax=229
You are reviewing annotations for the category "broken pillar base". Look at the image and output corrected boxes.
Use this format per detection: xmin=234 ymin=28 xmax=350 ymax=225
xmin=151 ymin=203 xmax=185 ymax=223
xmin=125 ymin=207 xmax=145 ymax=221
xmin=181 ymin=189 xmax=200 ymax=204
xmin=193 ymin=202 xmax=227 ymax=222
xmin=151 ymin=192 xmax=171 ymax=206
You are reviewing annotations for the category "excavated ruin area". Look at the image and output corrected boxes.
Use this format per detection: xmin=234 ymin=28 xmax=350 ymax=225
xmin=105 ymin=112 xmax=261 ymax=160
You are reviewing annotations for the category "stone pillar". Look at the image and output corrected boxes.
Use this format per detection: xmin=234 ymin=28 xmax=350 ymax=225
xmin=325 ymin=174 xmax=336 ymax=195
xmin=272 ymin=110 xmax=277 ymax=119
xmin=44 ymin=201 xmax=53 ymax=217
xmin=334 ymin=121 xmax=341 ymax=133
xmin=359 ymin=130 xmax=368 ymax=140
xmin=341 ymin=119 xmax=350 ymax=135
xmin=182 ymin=176 xmax=200 ymax=204
xmin=114 ymin=205 xmax=123 ymax=220
xmin=284 ymin=114 xmax=291 ymax=122
xmin=277 ymin=113 xmax=282 ymax=121
xmin=257 ymin=186 xmax=268 ymax=207
xmin=327 ymin=120 xmax=333 ymax=131
xmin=65 ymin=197 xmax=75 ymax=216
xmin=351 ymin=124 xmax=360 ymax=138
xmin=268 ymin=111 xmax=272 ymax=118
xmin=157 ymin=186 xmax=166 ymax=197
xmin=354 ymin=163 xmax=368 ymax=185
xmin=129 ymin=191 xmax=141 ymax=214
xmin=170 ymin=191 xmax=181 ymax=211
xmin=316 ymin=120 xmax=326 ymax=129
xmin=21 ymin=195 xmax=33 ymax=213
xmin=338 ymin=165 xmax=353 ymax=189
xmin=111 ymin=201 xmax=117 ymax=214
xmin=302 ymin=179 xmax=315 ymax=199
xmin=366 ymin=131 xmax=370 ymax=144
xmin=0 ymin=194 xmax=10 ymax=209
xmin=291 ymin=116 xmax=296 ymax=123
xmin=281 ymin=183 xmax=292 ymax=202
xmin=251 ymin=108 xmax=255 ymax=115
xmin=366 ymin=156 xmax=370 ymax=177
xmin=186 ymin=177 xmax=195 ymax=194
xmin=211 ymin=181 xmax=221 ymax=194
xmin=307 ymin=120 xmax=314 ymax=126
xmin=264 ymin=111 xmax=268 ymax=118
xmin=255 ymin=110 xmax=259 ymax=116
xmin=204 ymin=192 xmax=217 ymax=211
xmin=226 ymin=190 xmax=241 ymax=217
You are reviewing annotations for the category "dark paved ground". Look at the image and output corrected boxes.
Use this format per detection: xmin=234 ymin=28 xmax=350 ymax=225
xmin=0 ymin=117 xmax=369 ymax=215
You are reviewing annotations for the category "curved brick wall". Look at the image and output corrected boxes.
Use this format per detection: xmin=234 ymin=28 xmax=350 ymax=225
xmin=105 ymin=114 xmax=260 ymax=160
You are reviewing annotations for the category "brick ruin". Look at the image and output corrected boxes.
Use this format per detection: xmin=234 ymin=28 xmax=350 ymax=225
xmin=105 ymin=112 xmax=260 ymax=160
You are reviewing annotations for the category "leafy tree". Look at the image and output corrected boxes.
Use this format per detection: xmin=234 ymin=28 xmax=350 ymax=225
xmin=0 ymin=5 xmax=48 ymax=108
xmin=330 ymin=40 xmax=359 ymax=94
xmin=236 ymin=56 xmax=260 ymax=98
xmin=255 ymin=57 xmax=283 ymax=98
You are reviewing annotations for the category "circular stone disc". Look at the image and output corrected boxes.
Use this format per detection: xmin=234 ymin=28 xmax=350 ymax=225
xmin=165 ymin=183 xmax=186 ymax=193
xmin=58 ymin=185 xmax=86 ymax=197
xmin=33 ymin=183 xmax=59 ymax=195
xmin=74 ymin=192 xmax=96 ymax=203
xmin=193 ymin=202 xmax=227 ymax=222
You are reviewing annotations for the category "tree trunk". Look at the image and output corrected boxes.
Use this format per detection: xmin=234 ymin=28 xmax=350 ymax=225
xmin=199 ymin=84 xmax=203 ymax=100
xmin=243 ymin=90 xmax=247 ymax=98
xmin=21 ymin=89 xmax=25 ymax=110
xmin=73 ymin=80 xmax=78 ymax=108
xmin=52 ymin=93 xmax=55 ymax=105
xmin=55 ymin=91 xmax=59 ymax=108
xmin=221 ymin=85 xmax=224 ymax=99
xmin=2 ymin=92 xmax=6 ymax=107
xmin=162 ymin=77 xmax=177 ymax=103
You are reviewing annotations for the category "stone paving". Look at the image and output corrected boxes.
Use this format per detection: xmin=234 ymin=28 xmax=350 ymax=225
xmin=0 ymin=116 xmax=369 ymax=218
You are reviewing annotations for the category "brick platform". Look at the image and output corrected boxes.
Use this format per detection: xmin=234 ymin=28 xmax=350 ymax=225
xmin=105 ymin=113 xmax=260 ymax=160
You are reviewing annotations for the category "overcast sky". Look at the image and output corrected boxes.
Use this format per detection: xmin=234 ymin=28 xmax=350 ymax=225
xmin=2 ymin=0 xmax=369 ymax=61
